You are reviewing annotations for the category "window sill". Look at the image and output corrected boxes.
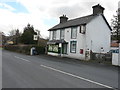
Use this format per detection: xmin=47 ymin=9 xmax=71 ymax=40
xmin=62 ymin=53 xmax=68 ymax=54
xmin=71 ymin=38 xmax=77 ymax=39
xmin=70 ymin=52 xmax=76 ymax=53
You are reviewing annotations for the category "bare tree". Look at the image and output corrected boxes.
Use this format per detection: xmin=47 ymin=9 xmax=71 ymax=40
xmin=9 ymin=30 xmax=16 ymax=36
xmin=0 ymin=32 xmax=6 ymax=45
xmin=8 ymin=29 xmax=21 ymax=45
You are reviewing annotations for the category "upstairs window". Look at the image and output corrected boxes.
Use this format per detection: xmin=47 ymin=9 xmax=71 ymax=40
xmin=71 ymin=27 xmax=77 ymax=39
xmin=52 ymin=31 xmax=56 ymax=40
xmin=60 ymin=29 xmax=65 ymax=39
xmin=80 ymin=25 xmax=86 ymax=34
xmin=49 ymin=31 xmax=52 ymax=40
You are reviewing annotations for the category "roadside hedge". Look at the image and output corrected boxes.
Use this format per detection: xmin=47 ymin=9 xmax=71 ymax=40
xmin=4 ymin=45 xmax=45 ymax=55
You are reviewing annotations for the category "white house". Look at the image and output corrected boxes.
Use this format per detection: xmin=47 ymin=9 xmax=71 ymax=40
xmin=47 ymin=4 xmax=111 ymax=60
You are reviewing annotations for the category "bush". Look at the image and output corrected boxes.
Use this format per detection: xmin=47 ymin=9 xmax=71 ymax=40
xmin=4 ymin=45 xmax=45 ymax=55
xmin=35 ymin=45 xmax=45 ymax=54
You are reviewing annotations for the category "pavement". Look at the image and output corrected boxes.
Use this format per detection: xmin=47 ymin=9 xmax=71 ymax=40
xmin=2 ymin=50 xmax=119 ymax=89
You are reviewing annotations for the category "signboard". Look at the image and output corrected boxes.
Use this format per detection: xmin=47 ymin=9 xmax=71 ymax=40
xmin=59 ymin=43 xmax=62 ymax=47
xmin=34 ymin=35 xmax=38 ymax=40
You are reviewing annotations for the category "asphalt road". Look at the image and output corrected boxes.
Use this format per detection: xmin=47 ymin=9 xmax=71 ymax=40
xmin=2 ymin=50 xmax=119 ymax=89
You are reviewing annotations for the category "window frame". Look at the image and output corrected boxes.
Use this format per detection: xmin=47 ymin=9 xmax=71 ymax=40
xmin=62 ymin=44 xmax=67 ymax=54
xmin=48 ymin=44 xmax=59 ymax=53
xmin=71 ymin=27 xmax=77 ymax=39
xmin=52 ymin=30 xmax=56 ymax=40
xmin=60 ymin=29 xmax=65 ymax=40
xmin=79 ymin=25 xmax=86 ymax=34
xmin=70 ymin=41 xmax=77 ymax=53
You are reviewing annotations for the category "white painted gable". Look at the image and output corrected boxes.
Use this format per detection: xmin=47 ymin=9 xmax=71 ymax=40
xmin=86 ymin=14 xmax=111 ymax=53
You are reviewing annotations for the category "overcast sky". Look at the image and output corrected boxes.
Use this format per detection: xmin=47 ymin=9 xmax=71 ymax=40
xmin=0 ymin=0 xmax=119 ymax=38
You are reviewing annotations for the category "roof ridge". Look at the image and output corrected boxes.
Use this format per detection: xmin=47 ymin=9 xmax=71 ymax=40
xmin=48 ymin=14 xmax=98 ymax=31
xmin=67 ymin=14 xmax=94 ymax=22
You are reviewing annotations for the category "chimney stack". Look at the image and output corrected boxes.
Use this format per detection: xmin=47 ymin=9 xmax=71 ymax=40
xmin=59 ymin=15 xmax=68 ymax=23
xmin=92 ymin=4 xmax=105 ymax=15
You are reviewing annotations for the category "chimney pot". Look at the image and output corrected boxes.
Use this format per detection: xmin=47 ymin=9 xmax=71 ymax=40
xmin=92 ymin=4 xmax=105 ymax=15
xmin=59 ymin=15 xmax=68 ymax=23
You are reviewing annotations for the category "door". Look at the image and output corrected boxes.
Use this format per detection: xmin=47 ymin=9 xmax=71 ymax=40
xmin=62 ymin=44 xmax=67 ymax=54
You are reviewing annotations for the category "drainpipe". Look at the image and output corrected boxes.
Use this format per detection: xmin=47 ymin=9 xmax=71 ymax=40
xmin=91 ymin=40 xmax=92 ymax=51
xmin=90 ymin=40 xmax=93 ymax=60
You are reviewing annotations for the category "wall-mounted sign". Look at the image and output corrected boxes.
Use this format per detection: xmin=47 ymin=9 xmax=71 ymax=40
xmin=59 ymin=43 xmax=62 ymax=47
xmin=80 ymin=49 xmax=83 ymax=54
xmin=34 ymin=35 xmax=38 ymax=40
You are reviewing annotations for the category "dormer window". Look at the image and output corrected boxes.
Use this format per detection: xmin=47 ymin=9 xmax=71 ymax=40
xmin=80 ymin=25 xmax=86 ymax=34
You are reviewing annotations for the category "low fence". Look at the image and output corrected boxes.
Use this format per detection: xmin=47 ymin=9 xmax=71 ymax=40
xmin=91 ymin=52 xmax=112 ymax=61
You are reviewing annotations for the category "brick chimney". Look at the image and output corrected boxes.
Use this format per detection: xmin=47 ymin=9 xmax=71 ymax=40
xmin=92 ymin=4 xmax=105 ymax=15
xmin=59 ymin=15 xmax=68 ymax=23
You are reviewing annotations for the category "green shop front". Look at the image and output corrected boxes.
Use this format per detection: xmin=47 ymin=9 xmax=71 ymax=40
xmin=47 ymin=40 xmax=68 ymax=56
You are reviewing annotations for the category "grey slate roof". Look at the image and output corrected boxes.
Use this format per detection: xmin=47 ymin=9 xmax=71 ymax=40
xmin=48 ymin=14 xmax=97 ymax=31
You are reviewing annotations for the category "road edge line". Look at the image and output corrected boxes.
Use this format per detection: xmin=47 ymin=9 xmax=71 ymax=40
xmin=14 ymin=56 xmax=31 ymax=62
xmin=40 ymin=64 xmax=114 ymax=89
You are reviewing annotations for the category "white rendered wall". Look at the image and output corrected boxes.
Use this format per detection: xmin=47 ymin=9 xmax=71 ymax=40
xmin=112 ymin=53 xmax=119 ymax=66
xmin=49 ymin=31 xmax=52 ymax=40
xmin=86 ymin=15 xmax=111 ymax=53
xmin=48 ymin=15 xmax=111 ymax=60
xmin=63 ymin=27 xmax=86 ymax=60
xmin=112 ymin=43 xmax=120 ymax=66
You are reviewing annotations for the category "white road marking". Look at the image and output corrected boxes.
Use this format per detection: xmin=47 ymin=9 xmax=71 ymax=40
xmin=40 ymin=64 xmax=114 ymax=89
xmin=14 ymin=56 xmax=31 ymax=62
